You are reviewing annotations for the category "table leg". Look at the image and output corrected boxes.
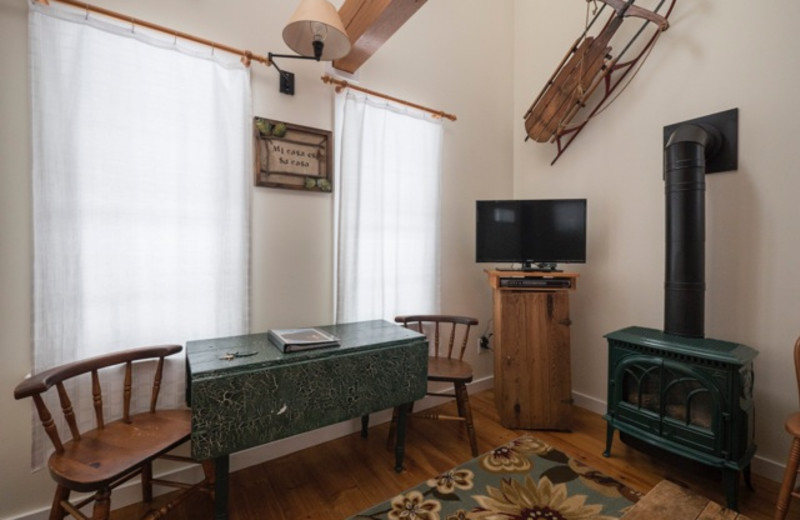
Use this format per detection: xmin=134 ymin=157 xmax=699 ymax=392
xmin=394 ymin=402 xmax=409 ymax=472
xmin=214 ymin=455 xmax=229 ymax=520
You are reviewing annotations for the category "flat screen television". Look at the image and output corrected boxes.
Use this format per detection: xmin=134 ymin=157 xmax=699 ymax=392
xmin=476 ymin=198 xmax=587 ymax=271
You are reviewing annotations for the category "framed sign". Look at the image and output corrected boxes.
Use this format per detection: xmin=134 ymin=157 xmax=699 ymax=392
xmin=253 ymin=117 xmax=332 ymax=192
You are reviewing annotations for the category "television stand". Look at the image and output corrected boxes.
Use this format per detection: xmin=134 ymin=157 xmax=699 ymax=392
xmin=484 ymin=269 xmax=579 ymax=430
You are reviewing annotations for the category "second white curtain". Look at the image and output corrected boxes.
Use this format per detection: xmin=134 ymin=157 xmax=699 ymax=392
xmin=334 ymin=91 xmax=443 ymax=323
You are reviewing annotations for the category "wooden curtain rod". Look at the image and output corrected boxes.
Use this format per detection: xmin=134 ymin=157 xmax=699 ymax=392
xmin=34 ymin=0 xmax=270 ymax=67
xmin=35 ymin=0 xmax=458 ymax=121
xmin=321 ymin=75 xmax=457 ymax=122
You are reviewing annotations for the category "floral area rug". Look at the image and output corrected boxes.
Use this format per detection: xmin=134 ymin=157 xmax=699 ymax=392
xmin=348 ymin=435 xmax=642 ymax=520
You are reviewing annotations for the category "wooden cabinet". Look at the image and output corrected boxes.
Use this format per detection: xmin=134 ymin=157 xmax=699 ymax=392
xmin=485 ymin=270 xmax=578 ymax=430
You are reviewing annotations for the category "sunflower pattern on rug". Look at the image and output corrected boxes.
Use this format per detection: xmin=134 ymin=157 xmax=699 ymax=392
xmin=348 ymin=435 xmax=641 ymax=520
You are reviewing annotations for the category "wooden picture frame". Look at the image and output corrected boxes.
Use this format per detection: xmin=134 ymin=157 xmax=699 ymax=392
xmin=253 ymin=117 xmax=333 ymax=192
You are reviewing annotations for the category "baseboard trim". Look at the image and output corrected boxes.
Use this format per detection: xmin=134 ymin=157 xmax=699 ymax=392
xmin=572 ymin=389 xmax=606 ymax=415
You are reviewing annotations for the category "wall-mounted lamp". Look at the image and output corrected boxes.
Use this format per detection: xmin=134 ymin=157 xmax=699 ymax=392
xmin=268 ymin=0 xmax=351 ymax=95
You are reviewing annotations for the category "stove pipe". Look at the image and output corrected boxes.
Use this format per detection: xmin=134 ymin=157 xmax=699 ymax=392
xmin=663 ymin=123 xmax=720 ymax=338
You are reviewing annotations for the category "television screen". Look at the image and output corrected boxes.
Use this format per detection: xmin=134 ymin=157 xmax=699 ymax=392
xmin=476 ymin=199 xmax=587 ymax=270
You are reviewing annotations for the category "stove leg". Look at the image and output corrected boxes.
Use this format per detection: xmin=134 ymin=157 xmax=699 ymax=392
xmin=722 ymin=468 xmax=740 ymax=511
xmin=743 ymin=464 xmax=754 ymax=491
xmin=603 ymin=423 xmax=614 ymax=457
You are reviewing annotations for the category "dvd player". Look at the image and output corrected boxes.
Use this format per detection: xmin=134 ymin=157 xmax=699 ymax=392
xmin=499 ymin=277 xmax=571 ymax=288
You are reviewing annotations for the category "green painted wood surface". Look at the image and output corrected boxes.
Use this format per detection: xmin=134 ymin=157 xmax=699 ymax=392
xmin=604 ymin=326 xmax=757 ymax=365
xmin=186 ymin=320 xmax=428 ymax=460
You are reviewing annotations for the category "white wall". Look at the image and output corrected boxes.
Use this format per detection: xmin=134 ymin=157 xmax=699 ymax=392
xmin=3 ymin=0 xmax=798 ymax=517
xmin=0 ymin=0 xmax=511 ymax=518
xmin=514 ymin=0 xmax=800 ymax=480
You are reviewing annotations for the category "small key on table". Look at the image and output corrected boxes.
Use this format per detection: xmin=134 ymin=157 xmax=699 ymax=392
xmin=218 ymin=350 xmax=258 ymax=361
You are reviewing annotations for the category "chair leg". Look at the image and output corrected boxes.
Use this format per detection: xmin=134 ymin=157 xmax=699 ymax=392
xmin=49 ymin=485 xmax=70 ymax=520
xmin=775 ymin=436 xmax=800 ymax=520
xmin=454 ymin=385 xmax=466 ymax=418
xmin=142 ymin=460 xmax=153 ymax=503
xmin=455 ymin=382 xmax=478 ymax=457
xmin=91 ymin=488 xmax=111 ymax=520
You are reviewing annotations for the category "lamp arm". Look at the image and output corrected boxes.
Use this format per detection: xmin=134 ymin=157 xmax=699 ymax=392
xmin=266 ymin=39 xmax=326 ymax=96
xmin=268 ymin=52 xmax=322 ymax=69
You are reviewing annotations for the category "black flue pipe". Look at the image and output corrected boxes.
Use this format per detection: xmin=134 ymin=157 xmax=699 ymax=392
xmin=663 ymin=124 xmax=720 ymax=338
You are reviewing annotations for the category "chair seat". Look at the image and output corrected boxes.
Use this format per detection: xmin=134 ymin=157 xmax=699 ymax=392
xmin=48 ymin=409 xmax=191 ymax=492
xmin=427 ymin=356 xmax=473 ymax=383
xmin=786 ymin=412 xmax=800 ymax=437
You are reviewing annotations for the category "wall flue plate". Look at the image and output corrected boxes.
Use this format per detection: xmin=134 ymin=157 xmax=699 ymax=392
xmin=663 ymin=108 xmax=739 ymax=174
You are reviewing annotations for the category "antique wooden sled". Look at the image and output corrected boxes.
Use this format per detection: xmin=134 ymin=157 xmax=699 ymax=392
xmin=524 ymin=0 xmax=677 ymax=164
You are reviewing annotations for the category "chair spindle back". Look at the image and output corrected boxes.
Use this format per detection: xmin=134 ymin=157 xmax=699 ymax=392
xmin=15 ymin=345 xmax=181 ymax=455
xmin=395 ymin=315 xmax=478 ymax=361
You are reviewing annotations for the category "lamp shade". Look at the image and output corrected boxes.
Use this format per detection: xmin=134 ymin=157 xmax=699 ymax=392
xmin=282 ymin=0 xmax=351 ymax=61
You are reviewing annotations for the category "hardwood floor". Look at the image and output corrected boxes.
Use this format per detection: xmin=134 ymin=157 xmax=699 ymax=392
xmin=115 ymin=388 xmax=794 ymax=519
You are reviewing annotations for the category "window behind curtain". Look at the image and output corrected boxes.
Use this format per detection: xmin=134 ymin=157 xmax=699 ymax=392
xmin=28 ymin=4 xmax=251 ymax=466
xmin=334 ymin=91 xmax=443 ymax=323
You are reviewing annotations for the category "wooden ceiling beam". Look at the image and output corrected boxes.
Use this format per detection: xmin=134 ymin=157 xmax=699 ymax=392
xmin=333 ymin=0 xmax=427 ymax=74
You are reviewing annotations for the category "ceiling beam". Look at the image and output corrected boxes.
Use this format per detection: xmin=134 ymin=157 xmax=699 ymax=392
xmin=333 ymin=0 xmax=427 ymax=74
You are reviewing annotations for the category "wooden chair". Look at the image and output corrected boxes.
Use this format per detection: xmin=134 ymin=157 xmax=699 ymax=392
xmin=14 ymin=345 xmax=212 ymax=520
xmin=387 ymin=315 xmax=480 ymax=456
xmin=775 ymin=336 xmax=800 ymax=520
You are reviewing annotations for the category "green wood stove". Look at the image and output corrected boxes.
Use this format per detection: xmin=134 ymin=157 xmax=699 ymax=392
xmin=603 ymin=326 xmax=757 ymax=511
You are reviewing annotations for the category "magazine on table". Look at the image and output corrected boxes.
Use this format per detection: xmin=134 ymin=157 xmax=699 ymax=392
xmin=267 ymin=327 xmax=340 ymax=353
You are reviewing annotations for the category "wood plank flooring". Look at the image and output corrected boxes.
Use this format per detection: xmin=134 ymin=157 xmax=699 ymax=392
xmin=624 ymin=480 xmax=753 ymax=519
xmin=115 ymin=389 xmax=795 ymax=519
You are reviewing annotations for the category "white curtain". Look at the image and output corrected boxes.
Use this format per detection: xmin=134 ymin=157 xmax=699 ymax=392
xmin=29 ymin=3 xmax=251 ymax=466
xmin=334 ymin=90 xmax=443 ymax=323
